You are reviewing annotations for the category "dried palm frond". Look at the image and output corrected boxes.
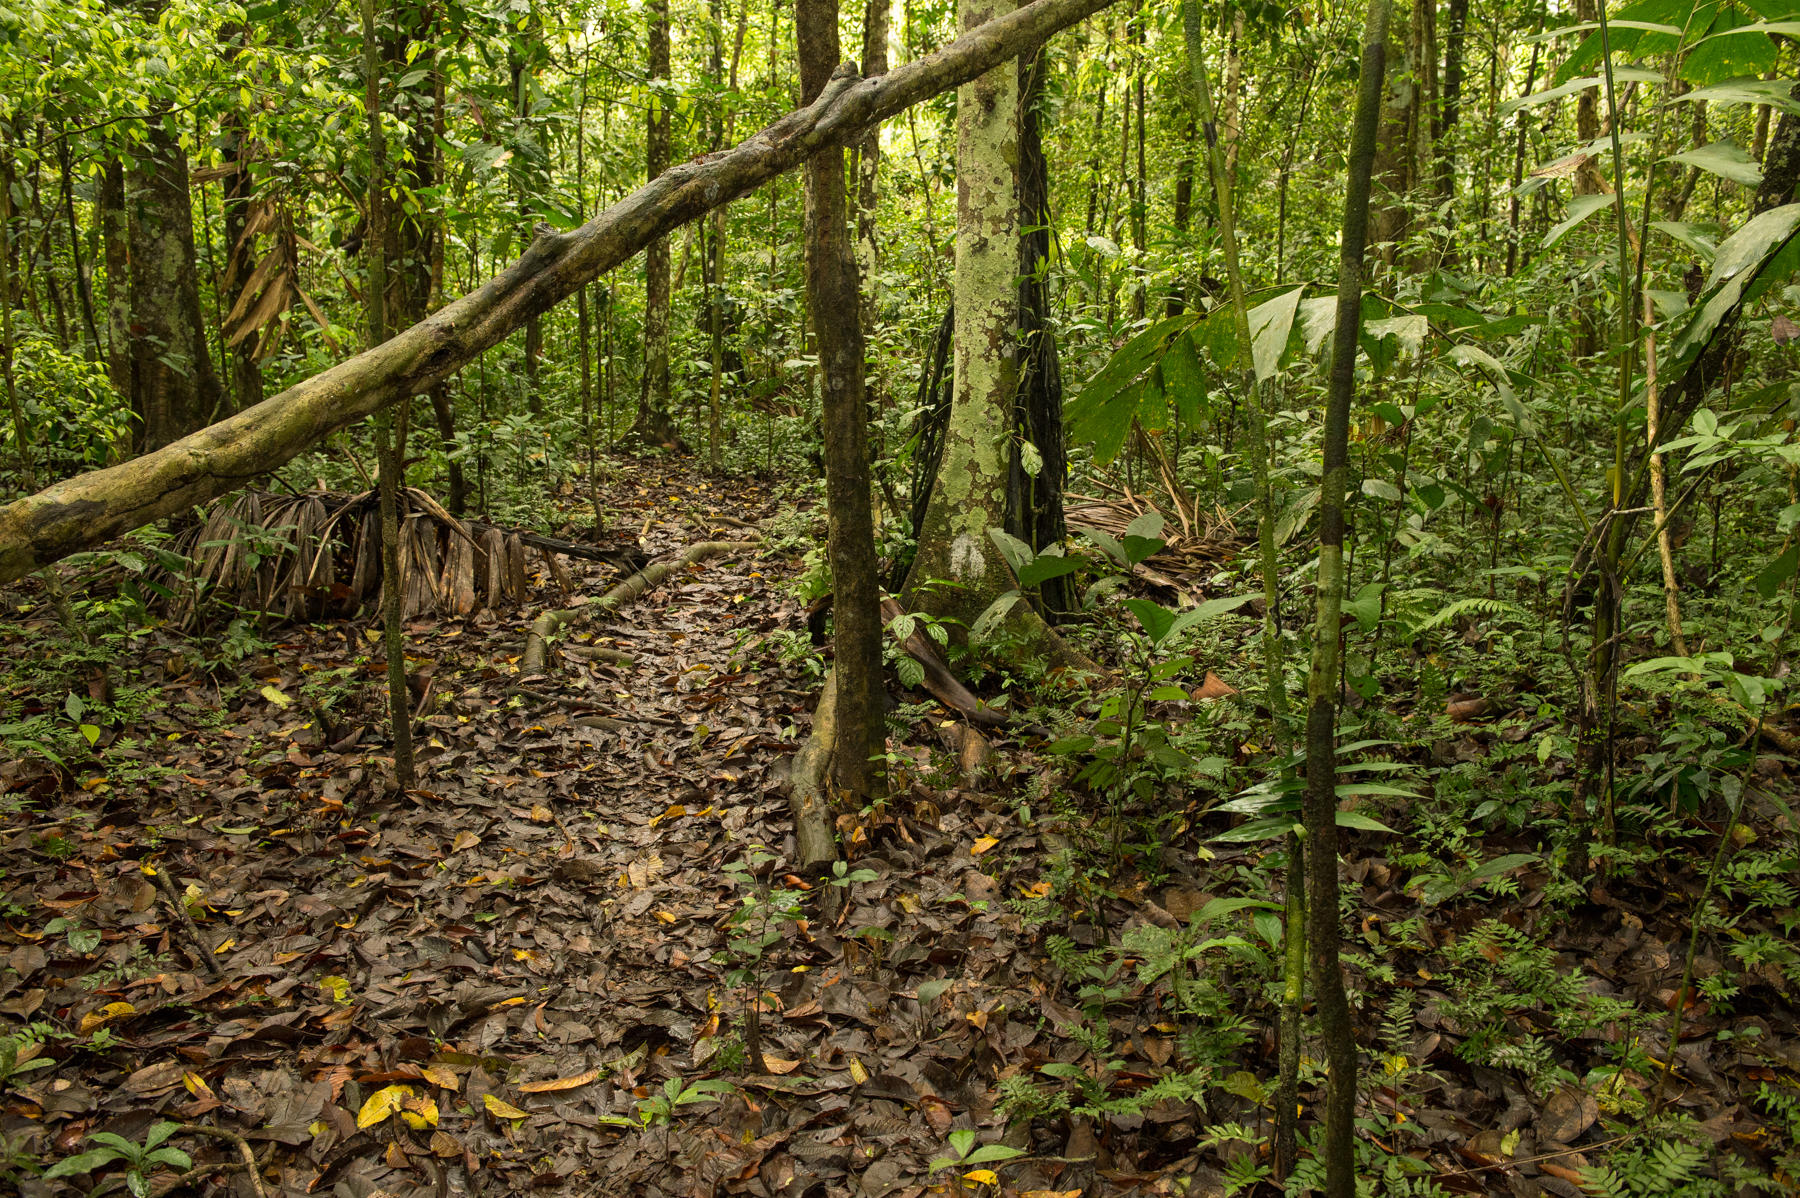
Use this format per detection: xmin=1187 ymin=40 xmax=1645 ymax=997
xmin=165 ymin=487 xmax=558 ymax=627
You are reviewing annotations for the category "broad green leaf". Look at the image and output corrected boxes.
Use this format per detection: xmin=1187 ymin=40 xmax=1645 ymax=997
xmin=1673 ymin=77 xmax=1800 ymax=115
xmin=1664 ymin=140 xmax=1762 ymax=187
xmin=1194 ymin=896 xmax=1283 ymax=923
xmin=1211 ymin=815 xmax=1302 ymax=843
xmin=1299 ymin=295 xmax=1339 ymax=354
xmin=1756 ymin=543 xmax=1799 ymax=598
xmin=1363 ymin=478 xmax=1404 ymax=503
xmin=1668 ymin=203 xmax=1800 ymax=371
xmin=1695 ymin=20 xmax=1800 ymax=42
xmin=1649 ymin=220 xmax=1718 ymax=260
xmin=44 ymin=1148 xmax=124 ymax=1179
xmin=1523 ymin=18 xmax=1682 ymax=44
xmin=1018 ymin=549 xmax=1083 ymax=588
xmin=1122 ymin=511 xmax=1166 ymax=565
xmin=971 ymin=591 xmax=1025 ymax=643
xmin=963 ymin=1144 xmax=1026 ymax=1165
xmin=1363 ymin=314 xmax=1429 ymax=360
xmin=1160 ymin=329 xmax=1209 ymax=427
xmin=1543 ymin=193 xmax=1614 ymax=250
xmin=1336 ymin=810 xmax=1398 ymax=833
xmin=1248 ymin=286 xmax=1306 ymax=381
xmin=1502 ymin=68 xmax=1663 ymax=116
xmin=1123 ymin=598 xmax=1177 ymax=645
xmin=986 ymin=528 xmax=1035 ymax=577
xmin=1166 ymin=594 xmax=1256 ymax=643
xmin=1468 ymin=853 xmax=1541 ymax=881
xmin=1072 ymin=523 xmax=1128 ymax=567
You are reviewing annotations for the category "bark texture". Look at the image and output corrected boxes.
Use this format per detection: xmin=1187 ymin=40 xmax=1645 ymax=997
xmin=126 ymin=122 xmax=221 ymax=450
xmin=0 ymin=0 xmax=1117 ymax=585
xmin=636 ymin=0 xmax=681 ymax=448
xmin=1305 ymin=1 xmax=1391 ymax=1193
xmin=800 ymin=0 xmax=885 ymax=802
xmin=902 ymin=0 xmax=1022 ymax=622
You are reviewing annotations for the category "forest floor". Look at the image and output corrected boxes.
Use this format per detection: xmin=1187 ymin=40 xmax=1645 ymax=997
xmin=1 ymin=458 xmax=1797 ymax=1198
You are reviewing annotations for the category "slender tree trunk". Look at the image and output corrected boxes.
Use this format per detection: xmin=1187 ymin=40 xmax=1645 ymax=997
xmin=857 ymin=0 xmax=891 ymax=423
xmin=1434 ymin=0 xmax=1469 ymax=255
xmin=637 ymin=0 xmax=681 ymax=447
xmin=364 ymin=0 xmax=415 ymax=790
xmin=1305 ymin=2 xmax=1390 ymax=1195
xmin=800 ymin=0 xmax=886 ymax=804
xmin=56 ymin=137 xmax=102 ymax=362
xmin=1504 ymin=30 xmax=1542 ymax=277
xmin=99 ymin=162 xmax=130 ymax=406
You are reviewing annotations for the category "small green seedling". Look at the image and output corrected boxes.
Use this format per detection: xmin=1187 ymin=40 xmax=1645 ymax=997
xmin=44 ymin=1121 xmax=193 ymax=1198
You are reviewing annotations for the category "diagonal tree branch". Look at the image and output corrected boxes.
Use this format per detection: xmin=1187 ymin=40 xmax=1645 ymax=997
xmin=0 ymin=0 xmax=1117 ymax=585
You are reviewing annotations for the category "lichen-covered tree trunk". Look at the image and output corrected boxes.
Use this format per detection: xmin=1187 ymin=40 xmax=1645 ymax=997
xmin=902 ymin=0 xmax=1021 ymax=624
xmin=799 ymin=0 xmax=885 ymax=803
xmin=126 ymin=122 xmax=221 ymax=451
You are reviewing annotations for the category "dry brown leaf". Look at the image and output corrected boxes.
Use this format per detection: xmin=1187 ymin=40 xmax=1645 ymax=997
xmin=519 ymin=1068 xmax=600 ymax=1093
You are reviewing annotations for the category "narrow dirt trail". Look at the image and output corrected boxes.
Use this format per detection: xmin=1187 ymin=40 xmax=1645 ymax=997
xmin=4 ymin=461 xmax=1182 ymax=1198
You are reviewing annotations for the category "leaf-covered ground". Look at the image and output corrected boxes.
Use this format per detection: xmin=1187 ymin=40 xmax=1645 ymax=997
xmin=2 ymin=461 xmax=1797 ymax=1198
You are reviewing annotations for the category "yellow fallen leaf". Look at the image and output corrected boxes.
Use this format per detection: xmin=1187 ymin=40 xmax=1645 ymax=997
xmin=400 ymin=1093 xmax=439 ymax=1129
xmin=519 ymin=1068 xmax=599 ymax=1094
xmin=483 ymin=1094 xmax=528 ymax=1120
xmin=847 ymin=1057 xmax=869 ymax=1085
xmin=182 ymin=1071 xmax=215 ymax=1099
xmin=451 ymin=830 xmax=481 ymax=853
xmin=357 ymin=1084 xmax=414 ymax=1129
xmin=529 ymin=804 xmax=554 ymax=823
xmin=1022 ymin=1191 xmax=1085 ymax=1198
xmin=421 ymin=1065 xmax=459 ymax=1091
xmin=319 ymin=976 xmax=353 ymax=1004
xmin=648 ymin=804 xmax=687 ymax=827
xmin=971 ymin=836 xmax=999 ymax=855
xmin=654 ymin=910 xmax=677 ymax=924
xmin=79 ymin=1001 xmax=136 ymax=1034
xmin=963 ymin=1170 xmax=999 ymax=1186
xmin=760 ymin=1055 xmax=801 ymax=1075
xmin=213 ymin=939 xmax=236 ymax=954
xmin=261 ymin=684 xmax=291 ymax=707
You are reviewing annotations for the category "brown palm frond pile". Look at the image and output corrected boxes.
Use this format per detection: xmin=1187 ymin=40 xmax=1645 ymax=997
xmin=1065 ymin=488 xmax=1245 ymax=601
xmin=167 ymin=488 xmax=535 ymax=626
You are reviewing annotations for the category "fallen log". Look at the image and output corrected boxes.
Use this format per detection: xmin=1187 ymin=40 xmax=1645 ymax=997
xmin=468 ymin=521 xmax=648 ymax=572
xmin=0 ymin=0 xmax=1118 ymax=586
xmin=520 ymin=539 xmax=758 ymax=674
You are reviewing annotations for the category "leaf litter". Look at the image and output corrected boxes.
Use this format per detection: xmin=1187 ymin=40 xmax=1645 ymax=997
xmin=0 ymin=459 xmax=1795 ymax=1197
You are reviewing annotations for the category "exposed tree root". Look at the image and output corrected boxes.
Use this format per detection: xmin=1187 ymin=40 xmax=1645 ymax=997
xmin=520 ymin=539 xmax=758 ymax=674
xmin=786 ymin=675 xmax=842 ymax=876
